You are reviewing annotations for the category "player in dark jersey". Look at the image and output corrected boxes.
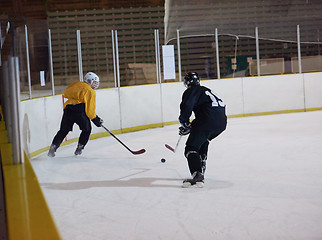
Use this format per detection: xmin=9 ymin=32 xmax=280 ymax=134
xmin=179 ymin=72 xmax=227 ymax=188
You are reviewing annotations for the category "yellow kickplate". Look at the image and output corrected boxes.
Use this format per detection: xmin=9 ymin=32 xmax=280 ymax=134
xmin=3 ymin=157 xmax=61 ymax=240
xmin=0 ymin=130 xmax=8 ymax=144
xmin=0 ymin=143 xmax=13 ymax=165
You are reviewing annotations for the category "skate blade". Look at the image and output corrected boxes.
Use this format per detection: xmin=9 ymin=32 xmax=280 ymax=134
xmin=182 ymin=181 xmax=204 ymax=188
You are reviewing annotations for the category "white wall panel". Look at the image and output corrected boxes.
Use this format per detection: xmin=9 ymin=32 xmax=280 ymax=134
xmin=160 ymin=82 xmax=185 ymax=123
xmin=22 ymin=96 xmax=63 ymax=153
xmin=303 ymin=72 xmax=322 ymax=109
xmin=243 ymin=75 xmax=305 ymax=114
xmin=43 ymin=96 xmax=66 ymax=145
xmin=93 ymin=88 xmax=121 ymax=133
xmin=21 ymin=72 xmax=322 ymax=155
xmin=119 ymin=85 xmax=162 ymax=129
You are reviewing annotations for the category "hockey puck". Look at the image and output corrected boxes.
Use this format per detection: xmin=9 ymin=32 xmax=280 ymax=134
xmin=161 ymin=158 xmax=166 ymax=163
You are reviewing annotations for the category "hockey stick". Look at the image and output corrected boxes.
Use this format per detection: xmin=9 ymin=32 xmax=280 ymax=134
xmin=165 ymin=135 xmax=182 ymax=153
xmin=101 ymin=125 xmax=146 ymax=155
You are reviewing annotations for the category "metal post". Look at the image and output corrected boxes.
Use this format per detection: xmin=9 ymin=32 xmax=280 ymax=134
xmin=177 ymin=29 xmax=182 ymax=81
xmin=112 ymin=30 xmax=123 ymax=129
xmin=115 ymin=30 xmax=120 ymax=87
xmin=154 ymin=29 xmax=159 ymax=83
xmin=297 ymin=25 xmax=302 ymax=73
xmin=111 ymin=30 xmax=117 ymax=87
xmin=48 ymin=29 xmax=55 ymax=95
xmin=157 ymin=30 xmax=161 ymax=83
xmin=155 ymin=29 xmax=161 ymax=83
xmin=154 ymin=29 xmax=164 ymax=123
xmin=25 ymin=25 xmax=32 ymax=98
xmin=215 ymin=28 xmax=220 ymax=79
xmin=154 ymin=29 xmax=160 ymax=83
xmin=8 ymin=57 xmax=23 ymax=164
xmin=76 ymin=30 xmax=83 ymax=81
xmin=255 ymin=27 xmax=261 ymax=76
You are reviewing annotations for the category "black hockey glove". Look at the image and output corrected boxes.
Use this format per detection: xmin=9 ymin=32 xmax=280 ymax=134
xmin=92 ymin=116 xmax=103 ymax=127
xmin=179 ymin=122 xmax=191 ymax=136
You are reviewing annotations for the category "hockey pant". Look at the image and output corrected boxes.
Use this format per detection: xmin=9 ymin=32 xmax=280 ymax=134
xmin=52 ymin=104 xmax=92 ymax=149
xmin=184 ymin=126 xmax=226 ymax=175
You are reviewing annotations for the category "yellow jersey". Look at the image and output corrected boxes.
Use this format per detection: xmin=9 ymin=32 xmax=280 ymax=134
xmin=63 ymin=81 xmax=97 ymax=120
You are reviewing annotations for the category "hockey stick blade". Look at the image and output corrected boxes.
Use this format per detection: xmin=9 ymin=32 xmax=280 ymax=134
xmin=101 ymin=125 xmax=146 ymax=155
xmin=165 ymin=144 xmax=175 ymax=152
xmin=131 ymin=149 xmax=146 ymax=155
xmin=165 ymin=135 xmax=182 ymax=153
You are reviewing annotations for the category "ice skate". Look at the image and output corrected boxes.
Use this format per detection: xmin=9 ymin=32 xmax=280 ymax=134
xmin=74 ymin=144 xmax=84 ymax=156
xmin=182 ymin=171 xmax=204 ymax=188
xmin=48 ymin=144 xmax=57 ymax=157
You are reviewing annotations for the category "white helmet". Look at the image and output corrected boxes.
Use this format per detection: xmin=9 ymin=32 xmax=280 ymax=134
xmin=84 ymin=72 xmax=100 ymax=89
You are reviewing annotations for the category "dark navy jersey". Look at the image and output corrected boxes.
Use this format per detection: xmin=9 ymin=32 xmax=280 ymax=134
xmin=179 ymin=85 xmax=227 ymax=131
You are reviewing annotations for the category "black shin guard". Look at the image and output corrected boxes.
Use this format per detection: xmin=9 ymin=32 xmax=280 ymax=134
xmin=79 ymin=130 xmax=91 ymax=146
xmin=52 ymin=129 xmax=69 ymax=148
xmin=185 ymin=147 xmax=202 ymax=175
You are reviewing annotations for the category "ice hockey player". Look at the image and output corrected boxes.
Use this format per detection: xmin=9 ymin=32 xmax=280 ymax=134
xmin=178 ymin=72 xmax=227 ymax=188
xmin=48 ymin=72 xmax=104 ymax=157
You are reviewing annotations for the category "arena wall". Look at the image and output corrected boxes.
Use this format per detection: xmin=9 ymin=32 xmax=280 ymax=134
xmin=21 ymin=72 xmax=322 ymax=156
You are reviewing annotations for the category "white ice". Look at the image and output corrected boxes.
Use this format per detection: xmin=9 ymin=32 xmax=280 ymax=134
xmin=31 ymin=111 xmax=322 ymax=240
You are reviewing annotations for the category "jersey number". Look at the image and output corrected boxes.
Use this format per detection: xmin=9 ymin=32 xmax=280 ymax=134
xmin=205 ymin=91 xmax=225 ymax=107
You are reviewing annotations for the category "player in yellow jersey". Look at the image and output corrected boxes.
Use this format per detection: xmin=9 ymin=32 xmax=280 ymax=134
xmin=48 ymin=72 xmax=103 ymax=157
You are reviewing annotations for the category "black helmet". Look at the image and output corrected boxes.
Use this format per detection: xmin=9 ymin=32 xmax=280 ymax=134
xmin=184 ymin=72 xmax=200 ymax=88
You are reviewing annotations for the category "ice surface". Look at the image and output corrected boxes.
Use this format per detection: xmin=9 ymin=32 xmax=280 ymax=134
xmin=31 ymin=111 xmax=322 ymax=240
